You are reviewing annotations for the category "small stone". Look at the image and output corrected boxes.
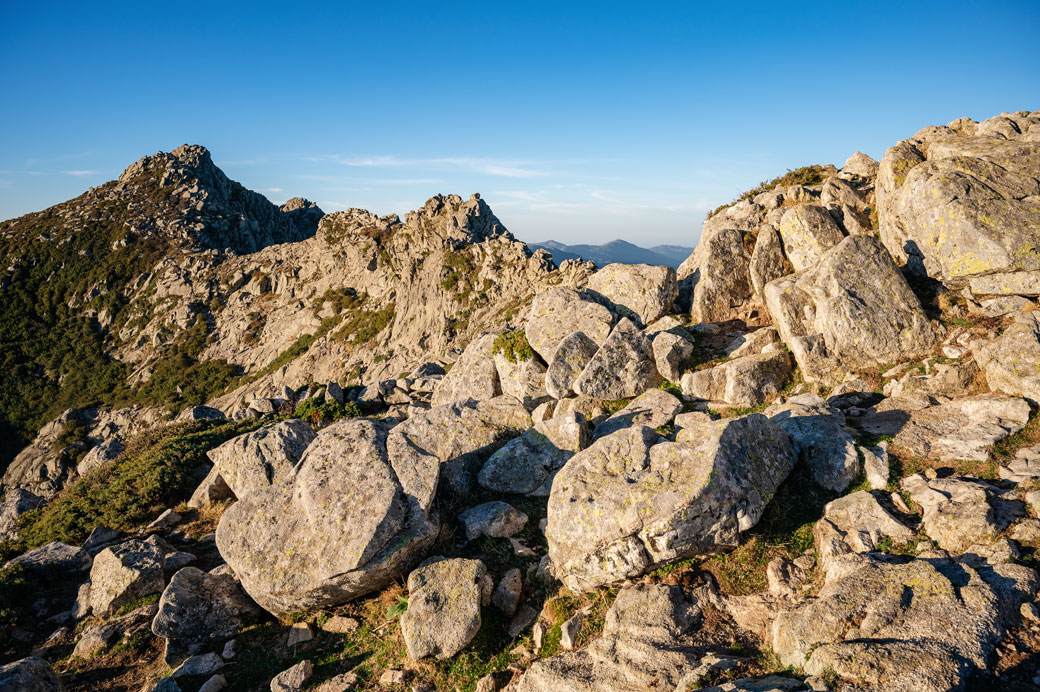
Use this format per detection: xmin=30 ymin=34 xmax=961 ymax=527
xmin=379 ymin=669 xmax=411 ymax=686
xmin=286 ymin=622 xmax=314 ymax=647
xmin=492 ymin=569 xmax=522 ymax=616
xmin=508 ymin=604 xmax=538 ymax=638
xmin=1021 ymin=602 xmax=1040 ymax=623
xmin=532 ymin=621 xmax=545 ymax=651
xmin=891 ymin=492 xmax=911 ymax=514
xmin=199 ymin=675 xmax=226 ymax=692
xmin=862 ymin=444 xmax=890 ymax=490
xmin=162 ymin=551 xmax=196 ymax=572
xmin=321 ymin=615 xmax=359 ymax=634
xmin=474 ymin=674 xmax=496 ymax=692
xmin=271 ymin=660 xmax=313 ymax=692
xmin=147 ymin=508 xmax=182 ymax=530
xmin=508 ymin=538 xmax=537 ymax=558
xmin=221 ymin=639 xmax=236 ymax=660
xmin=172 ymin=653 xmax=224 ymax=678
xmin=459 ymin=502 xmax=528 ymax=541
xmin=560 ymin=610 xmax=585 ymax=650
xmin=314 ymin=672 xmax=358 ymax=692
xmin=72 ymin=623 xmax=119 ymax=658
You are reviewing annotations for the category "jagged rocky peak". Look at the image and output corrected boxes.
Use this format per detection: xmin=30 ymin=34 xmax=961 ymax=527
xmin=117 ymin=144 xmax=323 ymax=253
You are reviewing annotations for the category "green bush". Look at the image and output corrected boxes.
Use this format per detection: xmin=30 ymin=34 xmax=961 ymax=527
xmin=293 ymin=398 xmax=362 ymax=427
xmin=14 ymin=418 xmax=263 ymax=550
xmin=707 ymin=164 xmax=828 ymax=219
xmin=0 ymin=564 xmax=32 ymax=627
xmin=492 ymin=331 xmax=534 ymax=363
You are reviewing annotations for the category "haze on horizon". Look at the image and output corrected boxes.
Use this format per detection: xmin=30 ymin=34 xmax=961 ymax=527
xmin=1 ymin=1 xmax=1038 ymax=247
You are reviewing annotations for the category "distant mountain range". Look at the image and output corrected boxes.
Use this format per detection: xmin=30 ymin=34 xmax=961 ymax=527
xmin=529 ymin=239 xmax=694 ymax=268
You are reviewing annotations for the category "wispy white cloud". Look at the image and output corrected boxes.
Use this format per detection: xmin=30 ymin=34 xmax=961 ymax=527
xmin=60 ymin=170 xmax=101 ymax=176
xmin=263 ymin=187 xmax=284 ymax=193
xmin=309 ymin=155 xmax=548 ymax=179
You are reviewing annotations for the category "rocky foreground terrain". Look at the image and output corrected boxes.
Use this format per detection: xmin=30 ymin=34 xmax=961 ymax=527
xmin=1 ymin=110 xmax=1039 ymax=692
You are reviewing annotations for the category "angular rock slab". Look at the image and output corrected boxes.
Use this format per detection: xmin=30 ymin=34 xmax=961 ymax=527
xmin=768 ymin=394 xmax=860 ymax=492
xmin=877 ymin=121 xmax=1040 ymax=284
xmin=777 ymin=204 xmax=846 ymax=271
xmin=88 ymin=538 xmax=167 ymax=617
xmin=547 ymin=416 xmax=795 ymax=592
xmin=207 ymin=419 xmax=315 ymax=498
xmin=216 ymin=419 xmax=440 ymax=616
xmin=493 ymin=351 xmax=548 ymax=408
xmin=974 ymin=312 xmax=1040 ymax=404
xmin=901 ymin=474 xmax=1023 ymax=553
xmin=0 ymin=489 xmax=43 ymax=541
xmin=545 ymin=331 xmax=600 ymax=400
xmin=388 ymin=396 xmax=531 ymax=495
xmin=4 ymin=541 xmax=91 ymax=576
xmin=525 ymin=287 xmax=617 ymax=362
xmin=682 ymin=227 xmax=753 ymax=324
xmin=513 ymin=583 xmax=702 ymax=692
xmin=749 ymin=225 xmax=794 ymax=299
xmin=764 ymin=234 xmax=936 ymax=384
xmin=651 ymin=329 xmax=695 ymax=383
xmin=0 ymin=657 xmax=61 ymax=692
xmin=478 ymin=412 xmax=588 ymax=494
xmin=771 ymin=553 xmax=1038 ymax=692
xmin=458 ymin=501 xmax=528 ymax=541
xmin=813 ymin=491 xmax=916 ymax=576
xmin=573 ymin=318 xmax=662 ymax=399
xmin=591 ymin=388 xmax=682 ymax=439
xmin=432 ymin=333 xmax=502 ymax=407
xmin=152 ymin=566 xmax=263 ymax=662
xmin=586 ymin=263 xmax=679 ymax=325
xmin=400 ymin=557 xmax=491 ymax=659
xmin=680 ymin=348 xmax=791 ymax=409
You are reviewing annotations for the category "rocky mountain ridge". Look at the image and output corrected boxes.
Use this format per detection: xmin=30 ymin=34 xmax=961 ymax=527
xmin=2 ymin=110 xmax=1040 ymax=692
xmin=529 ymin=239 xmax=694 ymax=268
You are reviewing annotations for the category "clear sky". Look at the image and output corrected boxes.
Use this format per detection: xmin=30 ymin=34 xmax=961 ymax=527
xmin=1 ymin=1 xmax=1038 ymax=247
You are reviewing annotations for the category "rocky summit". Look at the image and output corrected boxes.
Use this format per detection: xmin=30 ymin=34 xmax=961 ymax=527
xmin=1 ymin=110 xmax=1040 ymax=692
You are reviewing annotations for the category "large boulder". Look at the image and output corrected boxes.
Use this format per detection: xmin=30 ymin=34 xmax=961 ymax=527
xmin=388 ymin=396 xmax=531 ymax=495
xmin=974 ymin=312 xmax=1040 ymax=404
xmin=513 ymin=583 xmax=703 ymax=692
xmin=680 ymin=348 xmax=791 ymax=409
xmin=764 ymin=234 xmax=936 ymax=383
xmin=5 ymin=541 xmax=91 ymax=576
xmin=859 ymin=394 xmax=1030 ymax=462
xmin=587 ymin=263 xmax=679 ymax=325
xmin=771 ymin=552 xmax=1038 ymax=692
xmin=813 ymin=491 xmax=916 ymax=575
xmin=681 ymin=228 xmax=753 ymax=323
xmin=901 ymin=474 xmax=1023 ymax=553
xmin=0 ymin=657 xmax=61 ymax=692
xmin=478 ymin=412 xmax=589 ymax=495
xmin=877 ymin=112 xmax=1040 ymax=286
xmin=748 ymin=225 xmax=794 ymax=298
xmin=0 ymin=489 xmax=43 ymax=541
xmin=776 ymin=205 xmax=846 ymax=271
xmin=400 ymin=557 xmax=491 ymax=659
xmin=493 ymin=349 xmax=548 ymax=408
xmin=152 ymin=567 xmax=264 ymax=663
xmin=432 ymin=333 xmax=502 ymax=407
xmin=650 ymin=329 xmax=695 ymax=383
xmin=206 ymin=419 xmax=315 ymax=498
xmin=591 ymin=388 xmax=682 ymax=439
xmin=768 ymin=394 xmax=860 ymax=492
xmin=216 ymin=419 xmax=440 ymax=616
xmin=524 ymin=288 xmax=617 ymax=362
xmin=547 ymin=415 xmax=795 ymax=591
xmin=572 ymin=319 xmax=662 ymax=399
xmin=544 ymin=331 xmax=600 ymax=400
xmin=88 ymin=538 xmax=167 ymax=616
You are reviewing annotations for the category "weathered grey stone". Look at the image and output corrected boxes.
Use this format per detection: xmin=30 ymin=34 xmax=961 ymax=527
xmin=432 ymin=333 xmax=502 ymax=407
xmin=147 ymin=508 xmax=181 ymax=530
xmin=843 ymin=151 xmax=879 ymax=178
xmin=175 ymin=406 xmax=226 ymax=423
xmin=88 ymin=538 xmax=166 ymax=617
xmin=768 ymin=394 xmax=860 ymax=492
xmin=886 ymin=360 xmax=980 ymax=399
xmin=771 ymin=553 xmax=1037 ymax=692
xmin=493 ymin=350 xmax=548 ymax=408
xmin=0 ymin=657 xmax=61 ymax=692
xmin=681 ymin=348 xmax=791 ymax=409
xmin=492 ymin=568 xmax=522 ymax=616
xmin=513 ymin=583 xmax=702 ymax=692
xmin=573 ymin=318 xmax=662 ymax=399
xmin=725 ymin=326 xmax=780 ymax=359
xmin=813 ymin=491 xmax=915 ymax=576
xmin=877 ymin=123 xmax=1040 ymax=285
xmin=458 ymin=501 xmax=528 ymax=541
xmin=1000 ymin=444 xmax=1040 ymax=484
xmin=401 ymin=557 xmax=490 ymax=659
xmin=525 ymin=288 xmax=617 ymax=362
xmin=270 ymin=660 xmax=313 ymax=692
xmin=151 ymin=567 xmax=263 ymax=662
xmin=969 ymin=270 xmax=1040 ymax=296
xmin=216 ymin=419 xmax=439 ymax=616
xmin=545 ymin=331 xmax=600 ymax=400
xmin=547 ymin=416 xmax=795 ymax=591
xmin=389 ymin=396 xmax=531 ymax=495
xmin=0 ymin=489 xmax=43 ymax=541
xmin=76 ymin=438 xmax=124 ymax=477
xmin=4 ymin=541 xmax=91 ymax=576
xmin=764 ymin=234 xmax=937 ymax=384
xmin=974 ymin=312 xmax=1040 ymax=403
xmin=777 ymin=205 xmax=846 ymax=271
xmin=749 ymin=226 xmax=794 ymax=299
xmin=902 ymin=474 xmax=1023 ymax=553
xmin=591 ymin=388 xmax=682 ymax=439
xmin=285 ymin=622 xmax=314 ymax=647
xmin=861 ymin=394 xmax=1030 ymax=462
xmin=478 ymin=412 xmax=589 ymax=495
xmin=862 ymin=444 xmax=890 ymax=490
xmin=72 ymin=622 xmax=120 ymax=658
xmin=683 ymin=228 xmax=753 ymax=323
xmin=651 ymin=330 xmax=694 ymax=383
xmin=587 ymin=263 xmax=679 ymax=325
xmin=171 ymin=653 xmax=224 ymax=678
xmin=207 ymin=420 xmax=316 ymax=498
xmin=187 ymin=466 xmax=235 ymax=509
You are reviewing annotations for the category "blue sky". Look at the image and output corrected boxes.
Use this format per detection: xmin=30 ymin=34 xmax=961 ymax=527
xmin=1 ymin=2 xmax=1038 ymax=247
